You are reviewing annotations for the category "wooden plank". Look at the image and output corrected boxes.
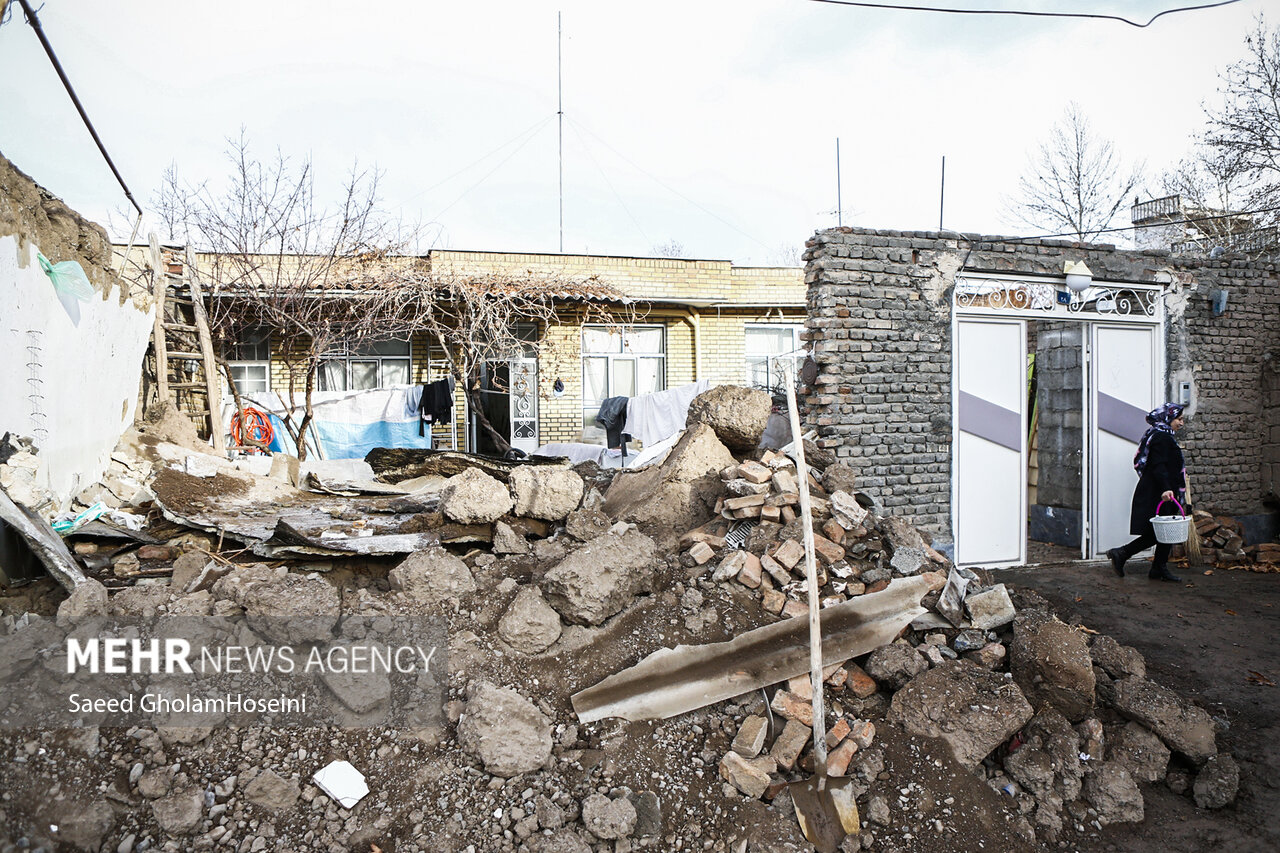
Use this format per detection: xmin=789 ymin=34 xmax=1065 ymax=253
xmin=148 ymin=234 xmax=169 ymax=407
xmin=186 ymin=248 xmax=227 ymax=454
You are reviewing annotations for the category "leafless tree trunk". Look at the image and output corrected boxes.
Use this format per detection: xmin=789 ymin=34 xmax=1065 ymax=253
xmin=1008 ymin=103 xmax=1143 ymax=241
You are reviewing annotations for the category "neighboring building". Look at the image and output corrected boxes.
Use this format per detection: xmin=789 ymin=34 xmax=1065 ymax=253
xmin=169 ymin=248 xmax=805 ymax=455
xmin=1131 ymin=194 xmax=1276 ymax=256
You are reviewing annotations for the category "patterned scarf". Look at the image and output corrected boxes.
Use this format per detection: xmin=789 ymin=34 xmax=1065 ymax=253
xmin=1133 ymin=403 xmax=1184 ymax=474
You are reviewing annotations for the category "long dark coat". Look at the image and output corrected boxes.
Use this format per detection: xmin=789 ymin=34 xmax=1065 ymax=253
xmin=1130 ymin=430 xmax=1186 ymax=536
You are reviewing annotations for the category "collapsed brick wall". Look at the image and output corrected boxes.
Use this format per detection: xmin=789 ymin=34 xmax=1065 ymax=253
xmin=802 ymin=227 xmax=1280 ymax=543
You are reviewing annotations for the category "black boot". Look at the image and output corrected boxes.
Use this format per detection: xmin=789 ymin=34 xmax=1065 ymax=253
xmin=1106 ymin=548 xmax=1126 ymax=577
xmin=1149 ymin=567 xmax=1182 ymax=582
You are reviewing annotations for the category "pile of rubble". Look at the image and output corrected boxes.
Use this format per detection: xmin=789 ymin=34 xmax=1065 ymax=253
xmin=1188 ymin=511 xmax=1280 ymax=570
xmin=0 ymin=386 xmax=1244 ymax=852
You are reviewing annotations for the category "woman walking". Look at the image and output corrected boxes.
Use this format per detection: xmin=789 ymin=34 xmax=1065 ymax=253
xmin=1106 ymin=403 xmax=1187 ymax=582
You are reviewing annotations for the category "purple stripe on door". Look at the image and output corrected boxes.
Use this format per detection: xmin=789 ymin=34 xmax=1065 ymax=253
xmin=1097 ymin=392 xmax=1149 ymax=442
xmin=958 ymin=391 xmax=1022 ymax=452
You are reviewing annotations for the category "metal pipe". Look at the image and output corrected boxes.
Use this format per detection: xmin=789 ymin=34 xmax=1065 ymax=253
xmin=16 ymin=0 xmax=143 ymax=217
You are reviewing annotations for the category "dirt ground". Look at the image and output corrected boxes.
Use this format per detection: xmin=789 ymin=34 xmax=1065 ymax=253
xmin=1002 ymin=561 xmax=1280 ymax=853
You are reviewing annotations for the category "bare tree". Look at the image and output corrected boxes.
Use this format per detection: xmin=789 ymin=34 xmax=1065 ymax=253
xmin=1158 ymin=146 xmax=1261 ymax=253
xmin=1009 ymin=103 xmax=1143 ymax=241
xmin=766 ymin=243 xmax=803 ymax=267
xmin=650 ymin=239 xmax=686 ymax=258
xmin=162 ymin=132 xmax=421 ymax=459
xmin=388 ymin=267 xmax=637 ymax=455
xmin=1204 ymin=15 xmax=1280 ymax=219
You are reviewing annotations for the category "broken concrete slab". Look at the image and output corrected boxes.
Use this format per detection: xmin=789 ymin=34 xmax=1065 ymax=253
xmin=685 ymin=385 xmax=772 ymax=452
xmin=440 ymin=467 xmax=514 ymax=524
xmin=1110 ymin=676 xmax=1217 ymax=764
xmin=389 ymin=546 xmax=477 ymax=604
xmin=572 ymin=576 xmax=932 ymax=723
xmin=1010 ymin=612 xmax=1095 ymax=723
xmin=0 ymin=486 xmax=88 ymax=591
xmin=863 ymin=643 xmax=928 ymax=691
xmin=887 ymin=660 xmax=1034 ymax=768
xmin=1192 ymin=753 xmax=1240 ymax=809
xmin=965 ymin=584 xmax=1016 ymax=630
xmin=510 ymin=464 xmax=584 ymax=521
xmin=541 ymin=529 xmax=657 ymax=626
xmin=457 ymin=681 xmax=553 ymax=777
xmin=1083 ymin=763 xmax=1144 ymax=825
xmin=498 ymin=586 xmax=563 ymax=655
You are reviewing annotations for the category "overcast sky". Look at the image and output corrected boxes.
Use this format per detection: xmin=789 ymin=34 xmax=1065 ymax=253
xmin=0 ymin=0 xmax=1263 ymax=264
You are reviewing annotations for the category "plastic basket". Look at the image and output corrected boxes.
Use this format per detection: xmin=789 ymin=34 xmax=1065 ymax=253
xmin=1150 ymin=498 xmax=1190 ymax=545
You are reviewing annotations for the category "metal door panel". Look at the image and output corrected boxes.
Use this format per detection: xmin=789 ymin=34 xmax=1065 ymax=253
xmin=955 ymin=319 xmax=1026 ymax=566
xmin=1090 ymin=325 xmax=1157 ymax=557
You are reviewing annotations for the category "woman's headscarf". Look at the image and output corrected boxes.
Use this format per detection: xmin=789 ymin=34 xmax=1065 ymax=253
xmin=1133 ymin=403 xmax=1184 ymax=474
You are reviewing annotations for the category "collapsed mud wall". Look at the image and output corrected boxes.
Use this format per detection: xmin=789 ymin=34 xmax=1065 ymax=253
xmin=0 ymin=152 xmax=154 ymax=505
xmin=802 ymin=227 xmax=1280 ymax=543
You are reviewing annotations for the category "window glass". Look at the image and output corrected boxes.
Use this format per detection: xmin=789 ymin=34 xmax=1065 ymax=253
xmin=318 ymin=361 xmax=347 ymax=391
xmin=612 ymin=359 xmax=636 ymax=398
xmin=626 ymin=327 xmax=664 ymax=354
xmin=230 ymin=364 xmax=269 ymax=396
xmin=637 ymin=358 xmax=662 ymax=397
xmin=382 ymin=359 xmax=411 ymax=386
xmin=582 ymin=327 xmax=621 ymax=354
xmin=582 ymin=357 xmax=608 ymax=406
xmin=355 ymin=339 xmax=411 ymax=357
xmin=745 ymin=326 xmax=798 ymax=355
xmin=350 ymin=361 xmax=379 ymax=391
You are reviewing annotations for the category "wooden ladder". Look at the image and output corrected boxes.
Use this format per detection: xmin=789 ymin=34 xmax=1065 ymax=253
xmin=148 ymin=235 xmax=227 ymax=454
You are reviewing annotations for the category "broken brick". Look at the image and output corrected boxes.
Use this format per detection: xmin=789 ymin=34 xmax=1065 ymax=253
xmin=826 ymin=666 xmax=848 ymax=689
xmin=827 ymin=739 xmax=859 ymax=777
xmin=811 ymin=533 xmax=846 ymax=565
xmin=736 ymin=552 xmax=762 ymax=588
xmin=712 ymin=550 xmax=748 ymax=581
xmin=770 ymin=690 xmax=814 ymax=726
xmin=781 ymin=600 xmax=809 ymax=620
xmin=849 ymin=719 xmax=876 ymax=750
xmin=725 ymin=493 xmax=768 ymax=511
xmin=761 ymin=554 xmax=791 ymax=586
xmin=822 ymin=519 xmax=846 ymax=545
xmin=826 ymin=717 xmax=852 ymax=749
xmin=844 ymin=663 xmax=878 ymax=698
xmin=719 ymin=752 xmax=775 ymax=799
xmin=773 ymin=540 xmax=805 ymax=570
xmin=137 ymin=545 xmax=178 ymax=561
xmin=688 ymin=542 xmax=715 ymax=565
xmin=865 ymin=579 xmax=890 ymax=594
xmin=770 ymin=719 xmax=812 ymax=771
xmin=760 ymin=505 xmax=781 ymax=523
xmin=787 ymin=674 xmax=813 ymax=700
xmin=732 ymin=715 xmax=769 ymax=758
xmin=771 ymin=470 xmax=798 ymax=495
xmin=761 ymin=588 xmax=786 ymax=614
xmin=781 ymin=506 xmax=797 ymax=524
xmin=737 ymin=461 xmax=772 ymax=484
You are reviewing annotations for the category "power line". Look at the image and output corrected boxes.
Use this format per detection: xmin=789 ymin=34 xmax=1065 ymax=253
xmin=423 ymin=118 xmax=555 ymax=226
xmin=567 ymin=121 xmax=653 ymax=250
xmin=13 ymin=0 xmax=142 ymax=215
xmin=803 ymin=0 xmax=1243 ymax=28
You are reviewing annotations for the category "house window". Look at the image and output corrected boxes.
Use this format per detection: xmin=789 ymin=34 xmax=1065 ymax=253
xmin=745 ymin=324 xmax=804 ymax=392
xmin=224 ymin=327 xmax=270 ymax=396
xmin=581 ymin=325 xmax=665 ymax=442
xmin=318 ymin=339 xmax=412 ymax=391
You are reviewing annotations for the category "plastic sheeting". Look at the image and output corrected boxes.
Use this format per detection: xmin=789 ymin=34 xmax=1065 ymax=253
xmin=223 ymin=388 xmax=432 ymax=460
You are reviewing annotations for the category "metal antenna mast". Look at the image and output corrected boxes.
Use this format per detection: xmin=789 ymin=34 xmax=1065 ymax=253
xmin=939 ymin=155 xmax=946 ymax=231
xmin=836 ymin=138 xmax=843 ymax=227
xmin=558 ymin=11 xmax=564 ymax=253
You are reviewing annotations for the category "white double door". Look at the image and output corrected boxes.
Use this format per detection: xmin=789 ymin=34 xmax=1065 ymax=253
xmin=954 ymin=319 xmax=1158 ymax=566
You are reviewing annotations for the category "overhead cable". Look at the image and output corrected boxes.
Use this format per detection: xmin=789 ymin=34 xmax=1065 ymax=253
xmin=803 ymin=0 xmax=1243 ymax=29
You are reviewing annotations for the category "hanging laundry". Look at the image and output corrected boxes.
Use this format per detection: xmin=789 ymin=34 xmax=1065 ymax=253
xmin=595 ymin=396 xmax=629 ymax=449
xmin=623 ymin=379 xmax=712 ymax=446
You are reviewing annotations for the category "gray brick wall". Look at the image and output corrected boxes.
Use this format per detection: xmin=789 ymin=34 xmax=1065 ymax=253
xmin=802 ymin=227 xmax=1280 ymax=542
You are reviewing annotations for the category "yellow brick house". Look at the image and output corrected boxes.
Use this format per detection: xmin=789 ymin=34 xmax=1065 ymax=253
xmin=213 ymin=248 xmax=805 ymax=455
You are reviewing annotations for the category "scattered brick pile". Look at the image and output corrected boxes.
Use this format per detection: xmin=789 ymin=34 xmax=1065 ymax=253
xmin=1189 ymin=511 xmax=1280 ymax=570
xmin=680 ymin=448 xmax=949 ymax=618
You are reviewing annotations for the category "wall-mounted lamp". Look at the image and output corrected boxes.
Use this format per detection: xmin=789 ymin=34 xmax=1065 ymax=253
xmin=1064 ymin=260 xmax=1094 ymax=293
xmin=1210 ymin=289 xmax=1229 ymax=317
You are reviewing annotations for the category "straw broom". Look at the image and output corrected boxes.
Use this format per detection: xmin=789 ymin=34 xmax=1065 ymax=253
xmin=1185 ymin=475 xmax=1204 ymax=567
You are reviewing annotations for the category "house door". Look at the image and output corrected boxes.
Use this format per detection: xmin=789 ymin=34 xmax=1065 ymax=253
xmin=955 ymin=318 xmax=1027 ymax=566
xmin=508 ymin=357 xmax=538 ymax=454
xmin=1090 ymin=325 xmax=1159 ymax=557
xmin=472 ymin=357 xmax=539 ymax=456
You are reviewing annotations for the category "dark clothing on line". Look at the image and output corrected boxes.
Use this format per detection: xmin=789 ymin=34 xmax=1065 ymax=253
xmin=595 ymin=396 xmax=629 ymax=449
xmin=419 ymin=379 xmax=454 ymax=437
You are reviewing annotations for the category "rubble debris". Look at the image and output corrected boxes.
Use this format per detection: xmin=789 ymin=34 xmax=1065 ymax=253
xmin=498 ymin=585 xmax=563 ymax=654
xmin=732 ymin=715 xmax=769 ymax=757
xmin=0 ymin=486 xmax=88 ymax=590
xmin=492 ymin=519 xmax=530 ymax=554
xmin=311 ymin=759 xmax=370 ymax=809
xmin=685 ymin=385 xmax=773 ymax=451
xmin=1083 ymin=763 xmax=1144 ymax=825
xmin=440 ymin=466 xmax=514 ymax=523
xmin=864 ymin=642 xmax=928 ymax=691
xmin=1089 ymin=634 xmax=1147 ymax=680
xmin=541 ymin=528 xmax=657 ymax=625
xmin=243 ymin=768 xmax=300 ymax=812
xmin=236 ymin=571 xmax=341 ymax=645
xmin=887 ymin=660 xmax=1035 ymax=767
xmin=580 ymin=792 xmax=637 ymax=839
xmin=572 ymin=575 xmax=933 ymax=723
xmin=510 ymin=464 xmax=585 ymax=520
xmin=1009 ymin=611 xmax=1096 ymax=722
xmin=965 ymin=583 xmax=1017 ymax=629
xmin=152 ymin=787 xmax=205 ymax=836
xmin=457 ymin=681 xmax=553 ymax=777
xmin=1111 ymin=676 xmax=1218 ymax=764
xmin=389 ymin=546 xmax=477 ymax=603
xmin=719 ymin=751 xmax=777 ymax=798
xmin=1192 ymin=753 xmax=1240 ymax=809
xmin=1107 ymin=721 xmax=1172 ymax=783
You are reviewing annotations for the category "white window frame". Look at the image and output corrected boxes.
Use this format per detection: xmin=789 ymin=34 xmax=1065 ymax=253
xmin=581 ymin=325 xmax=666 ymax=441
xmin=744 ymin=323 xmax=805 ymax=391
xmin=224 ymin=327 xmax=271 ymax=396
xmin=318 ymin=338 xmax=413 ymax=392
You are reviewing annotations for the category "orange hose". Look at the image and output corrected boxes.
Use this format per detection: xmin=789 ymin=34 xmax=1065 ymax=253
xmin=230 ymin=407 xmax=274 ymax=452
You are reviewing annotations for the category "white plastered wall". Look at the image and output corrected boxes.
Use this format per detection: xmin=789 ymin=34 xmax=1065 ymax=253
xmin=0 ymin=235 xmax=154 ymax=505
